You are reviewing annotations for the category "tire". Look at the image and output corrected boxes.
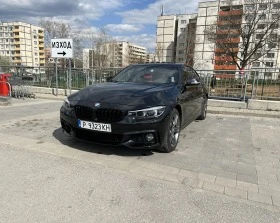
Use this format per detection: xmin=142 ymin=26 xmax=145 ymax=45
xmin=197 ymin=98 xmax=208 ymax=120
xmin=160 ymin=109 xmax=181 ymax=153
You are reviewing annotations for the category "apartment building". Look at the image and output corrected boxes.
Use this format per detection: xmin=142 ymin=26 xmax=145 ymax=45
xmin=156 ymin=14 xmax=197 ymax=63
xmin=0 ymin=21 xmax=45 ymax=67
xmin=156 ymin=0 xmax=280 ymax=73
xmin=83 ymin=41 xmax=147 ymax=68
xmin=156 ymin=15 xmax=177 ymax=62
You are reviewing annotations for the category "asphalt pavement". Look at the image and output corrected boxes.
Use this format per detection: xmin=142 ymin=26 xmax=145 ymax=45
xmin=0 ymin=97 xmax=280 ymax=222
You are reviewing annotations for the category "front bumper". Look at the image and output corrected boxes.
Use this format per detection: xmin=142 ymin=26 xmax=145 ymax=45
xmin=60 ymin=107 xmax=171 ymax=149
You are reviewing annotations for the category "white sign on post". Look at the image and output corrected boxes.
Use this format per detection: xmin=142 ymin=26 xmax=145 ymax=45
xmin=51 ymin=38 xmax=73 ymax=58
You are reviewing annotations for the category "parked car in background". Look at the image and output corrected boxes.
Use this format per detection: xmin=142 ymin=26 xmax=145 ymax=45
xmin=60 ymin=63 xmax=208 ymax=152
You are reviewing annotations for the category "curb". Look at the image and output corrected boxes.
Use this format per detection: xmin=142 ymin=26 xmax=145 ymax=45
xmin=208 ymin=109 xmax=280 ymax=119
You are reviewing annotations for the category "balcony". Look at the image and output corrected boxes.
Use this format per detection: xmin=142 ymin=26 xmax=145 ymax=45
xmin=219 ymin=10 xmax=243 ymax=16
xmin=214 ymin=64 xmax=237 ymax=70
xmin=215 ymin=48 xmax=239 ymax=53
xmin=14 ymin=41 xmax=21 ymax=45
xmin=217 ymin=20 xmax=242 ymax=26
xmin=39 ymin=55 xmax=45 ymax=59
xmin=215 ymin=56 xmax=235 ymax=61
xmin=39 ymin=44 xmax=44 ymax=48
xmin=38 ymin=32 xmax=44 ymax=37
xmin=216 ymin=37 xmax=240 ymax=43
xmin=216 ymin=29 xmax=240 ymax=35
xmin=13 ymin=28 xmax=19 ymax=32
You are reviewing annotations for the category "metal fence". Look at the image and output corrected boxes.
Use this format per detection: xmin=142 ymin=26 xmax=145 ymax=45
xmin=198 ymin=68 xmax=280 ymax=101
xmin=1 ymin=66 xmax=280 ymax=101
xmin=0 ymin=65 xmax=122 ymax=90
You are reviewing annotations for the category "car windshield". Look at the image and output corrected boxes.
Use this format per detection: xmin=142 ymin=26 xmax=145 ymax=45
xmin=111 ymin=64 xmax=180 ymax=84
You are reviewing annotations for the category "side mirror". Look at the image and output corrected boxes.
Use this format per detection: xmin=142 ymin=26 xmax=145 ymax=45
xmin=185 ymin=78 xmax=200 ymax=86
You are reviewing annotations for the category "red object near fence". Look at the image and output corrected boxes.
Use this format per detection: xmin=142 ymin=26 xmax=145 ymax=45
xmin=0 ymin=73 xmax=12 ymax=96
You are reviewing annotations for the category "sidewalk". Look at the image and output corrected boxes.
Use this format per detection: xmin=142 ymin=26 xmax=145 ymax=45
xmin=34 ymin=93 xmax=280 ymax=119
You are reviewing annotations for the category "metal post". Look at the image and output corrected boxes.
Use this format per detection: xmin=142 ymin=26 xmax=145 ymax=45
xmin=250 ymin=70 xmax=256 ymax=99
xmin=69 ymin=58 xmax=72 ymax=95
xmin=243 ymin=71 xmax=248 ymax=102
xmin=55 ymin=58 xmax=58 ymax=96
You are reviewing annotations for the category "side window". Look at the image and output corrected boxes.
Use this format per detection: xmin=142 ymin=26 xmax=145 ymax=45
xmin=183 ymin=66 xmax=200 ymax=83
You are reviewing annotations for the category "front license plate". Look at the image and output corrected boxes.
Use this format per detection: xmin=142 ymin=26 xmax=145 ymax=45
xmin=78 ymin=120 xmax=112 ymax=132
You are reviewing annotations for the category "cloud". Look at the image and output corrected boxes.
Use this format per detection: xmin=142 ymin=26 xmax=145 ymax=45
xmin=115 ymin=34 xmax=156 ymax=52
xmin=105 ymin=24 xmax=143 ymax=33
xmin=0 ymin=0 xmax=124 ymax=20
xmin=117 ymin=0 xmax=200 ymax=25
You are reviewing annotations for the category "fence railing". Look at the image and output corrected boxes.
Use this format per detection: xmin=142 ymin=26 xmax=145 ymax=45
xmin=1 ymin=66 xmax=280 ymax=101
xmin=198 ymin=68 xmax=280 ymax=101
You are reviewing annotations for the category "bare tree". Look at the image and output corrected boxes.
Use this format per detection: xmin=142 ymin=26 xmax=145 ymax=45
xmin=204 ymin=0 xmax=280 ymax=70
xmin=39 ymin=19 xmax=72 ymax=68
xmin=39 ymin=19 xmax=71 ymax=44
xmin=155 ymin=42 xmax=164 ymax=62
xmin=94 ymin=28 xmax=116 ymax=67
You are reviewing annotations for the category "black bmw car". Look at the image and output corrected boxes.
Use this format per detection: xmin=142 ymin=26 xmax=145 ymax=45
xmin=60 ymin=63 xmax=208 ymax=152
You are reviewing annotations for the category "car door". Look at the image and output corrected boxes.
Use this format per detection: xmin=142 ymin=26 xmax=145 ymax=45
xmin=179 ymin=67 xmax=197 ymax=127
xmin=185 ymin=66 xmax=204 ymax=119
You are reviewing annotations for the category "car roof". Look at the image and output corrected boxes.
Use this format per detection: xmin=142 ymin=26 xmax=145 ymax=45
xmin=128 ymin=63 xmax=184 ymax=67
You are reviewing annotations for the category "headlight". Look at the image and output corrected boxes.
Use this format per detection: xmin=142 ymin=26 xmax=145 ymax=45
xmin=62 ymin=98 xmax=72 ymax=109
xmin=128 ymin=106 xmax=165 ymax=119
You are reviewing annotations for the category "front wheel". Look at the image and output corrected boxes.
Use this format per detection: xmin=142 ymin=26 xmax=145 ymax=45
xmin=160 ymin=109 xmax=181 ymax=153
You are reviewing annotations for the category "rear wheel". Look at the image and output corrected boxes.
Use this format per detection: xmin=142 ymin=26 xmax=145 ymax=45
xmin=160 ymin=109 xmax=180 ymax=153
xmin=197 ymin=98 xmax=208 ymax=120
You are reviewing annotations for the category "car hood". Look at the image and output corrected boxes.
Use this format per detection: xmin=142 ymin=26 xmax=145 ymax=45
xmin=68 ymin=82 xmax=178 ymax=110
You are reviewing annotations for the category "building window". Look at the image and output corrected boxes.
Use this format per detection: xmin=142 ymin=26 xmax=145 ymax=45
xmin=273 ymin=3 xmax=280 ymax=9
xmin=267 ymin=53 xmax=275 ymax=58
xmin=265 ymin=62 xmax=273 ymax=67
xmin=34 ymin=41 xmax=37 ymax=45
xmin=259 ymin=4 xmax=267 ymax=10
xmin=269 ymin=34 xmax=277 ymax=41
xmin=257 ymin=24 xmax=265 ymax=29
xmin=178 ymin=50 xmax=184 ymax=54
xmin=181 ymin=20 xmax=186 ymax=24
xmin=255 ymin=53 xmax=261 ymax=58
xmin=272 ymin=14 xmax=278 ymax=20
xmin=256 ymin=34 xmax=264 ymax=39
xmin=259 ymin=14 xmax=266 ymax=20
xmin=245 ymin=4 xmax=255 ymax=11
xmin=271 ymin=23 xmax=279 ymax=29
xmin=268 ymin=43 xmax=277 ymax=48
xmin=179 ymin=43 xmax=184 ymax=47
xmin=252 ymin=62 xmax=260 ymax=67
xmin=180 ymin=28 xmax=186 ymax=32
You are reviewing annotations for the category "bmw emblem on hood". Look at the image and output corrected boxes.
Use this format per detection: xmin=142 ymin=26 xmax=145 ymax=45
xmin=94 ymin=103 xmax=101 ymax=107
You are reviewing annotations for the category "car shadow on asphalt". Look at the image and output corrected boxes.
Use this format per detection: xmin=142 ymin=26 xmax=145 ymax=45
xmin=52 ymin=128 xmax=156 ymax=157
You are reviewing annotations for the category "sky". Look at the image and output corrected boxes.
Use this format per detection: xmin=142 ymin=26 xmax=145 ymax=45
xmin=0 ymin=0 xmax=210 ymax=52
